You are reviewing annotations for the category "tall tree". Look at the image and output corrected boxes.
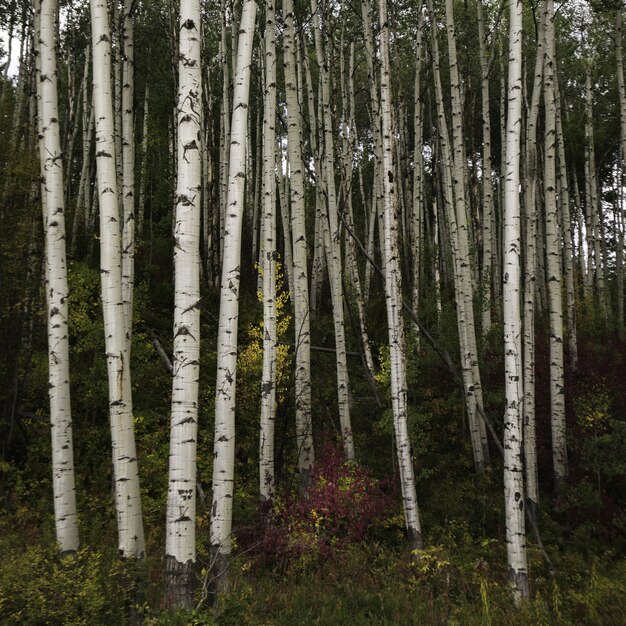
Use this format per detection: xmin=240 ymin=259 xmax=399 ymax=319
xmin=36 ymin=0 xmax=79 ymax=555
xmin=379 ymin=0 xmax=422 ymax=552
xmin=503 ymin=0 xmax=529 ymax=602
xmin=260 ymin=0 xmax=278 ymax=503
xmin=90 ymin=0 xmax=145 ymax=559
xmin=544 ymin=0 xmax=568 ymax=488
xmin=210 ymin=0 xmax=257 ymax=594
xmin=311 ymin=0 xmax=355 ymax=459
xmin=165 ymin=0 xmax=202 ymax=609
xmin=283 ymin=0 xmax=314 ymax=483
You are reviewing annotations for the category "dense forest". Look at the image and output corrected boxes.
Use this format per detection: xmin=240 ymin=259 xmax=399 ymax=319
xmin=2 ymin=0 xmax=626 ymax=623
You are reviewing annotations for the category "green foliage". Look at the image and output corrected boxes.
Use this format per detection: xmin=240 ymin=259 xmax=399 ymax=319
xmin=0 ymin=542 xmax=129 ymax=625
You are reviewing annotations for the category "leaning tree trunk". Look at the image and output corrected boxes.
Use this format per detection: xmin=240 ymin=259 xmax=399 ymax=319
xmin=503 ymin=0 xmax=529 ymax=604
xmin=164 ymin=0 xmax=202 ymax=610
xmin=210 ymin=0 xmax=257 ymax=595
xmin=90 ymin=0 xmax=145 ymax=559
xmin=36 ymin=0 xmax=80 ymax=556
xmin=379 ymin=0 xmax=422 ymax=553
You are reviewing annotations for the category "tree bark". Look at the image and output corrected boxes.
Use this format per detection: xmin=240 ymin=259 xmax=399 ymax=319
xmin=165 ymin=0 xmax=202 ymax=610
xmin=210 ymin=0 xmax=256 ymax=595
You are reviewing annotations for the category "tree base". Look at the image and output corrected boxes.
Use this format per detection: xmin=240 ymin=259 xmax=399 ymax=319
xmin=509 ymin=567 xmax=530 ymax=604
xmin=209 ymin=548 xmax=230 ymax=599
xmin=164 ymin=554 xmax=195 ymax=611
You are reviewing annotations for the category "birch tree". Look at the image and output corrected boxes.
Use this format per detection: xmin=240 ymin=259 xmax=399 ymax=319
xmin=210 ymin=0 xmax=257 ymax=594
xmin=36 ymin=0 xmax=79 ymax=555
xmin=523 ymin=0 xmax=547 ymax=519
xmin=260 ymin=0 xmax=277 ymax=503
xmin=544 ymin=0 xmax=568 ymax=488
xmin=165 ymin=0 xmax=202 ymax=609
xmin=379 ymin=0 xmax=422 ymax=552
xmin=283 ymin=0 xmax=314 ymax=481
xmin=121 ymin=0 xmax=136 ymax=358
xmin=90 ymin=0 xmax=145 ymax=559
xmin=311 ymin=0 xmax=355 ymax=460
xmin=503 ymin=0 xmax=529 ymax=602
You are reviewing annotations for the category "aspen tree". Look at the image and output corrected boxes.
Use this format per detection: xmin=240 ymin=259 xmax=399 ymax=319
xmin=36 ymin=0 xmax=79 ymax=555
xmin=428 ymin=0 xmax=487 ymax=472
xmin=544 ymin=0 xmax=568 ymax=488
xmin=411 ymin=10 xmax=425 ymax=337
xmin=444 ymin=0 xmax=489 ymax=468
xmin=284 ymin=0 xmax=314 ymax=479
xmin=503 ymin=0 xmax=529 ymax=602
xmin=379 ymin=0 xmax=422 ymax=552
xmin=90 ymin=0 xmax=145 ymax=559
xmin=260 ymin=0 xmax=277 ymax=503
xmin=523 ymin=0 xmax=547 ymax=518
xmin=311 ymin=0 xmax=354 ymax=459
xmin=165 ymin=0 xmax=202 ymax=609
xmin=554 ymin=77 xmax=578 ymax=372
xmin=210 ymin=0 xmax=256 ymax=593
xmin=584 ymin=63 xmax=608 ymax=317
xmin=477 ymin=0 xmax=494 ymax=336
xmin=121 ymin=0 xmax=136 ymax=358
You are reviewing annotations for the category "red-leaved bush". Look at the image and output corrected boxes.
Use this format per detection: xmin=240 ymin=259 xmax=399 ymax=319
xmin=259 ymin=442 xmax=394 ymax=565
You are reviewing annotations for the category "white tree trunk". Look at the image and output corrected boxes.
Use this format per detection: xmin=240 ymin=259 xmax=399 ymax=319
xmin=36 ymin=0 xmax=80 ymax=556
xmin=165 ymin=0 xmax=202 ymax=609
xmin=477 ymin=0 xmax=494 ymax=337
xmin=503 ymin=0 xmax=529 ymax=603
xmin=523 ymin=0 xmax=547 ymax=518
xmin=444 ymin=0 xmax=489 ymax=469
xmin=260 ymin=0 xmax=277 ymax=503
xmin=544 ymin=0 xmax=568 ymax=488
xmin=121 ymin=0 xmax=136 ymax=359
xmin=210 ymin=0 xmax=256 ymax=594
xmin=90 ymin=0 xmax=145 ymax=559
xmin=284 ymin=0 xmax=314 ymax=480
xmin=379 ymin=0 xmax=422 ymax=552
xmin=311 ymin=0 xmax=354 ymax=459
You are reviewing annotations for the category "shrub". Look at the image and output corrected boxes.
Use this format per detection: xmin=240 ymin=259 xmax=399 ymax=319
xmin=260 ymin=442 xmax=395 ymax=568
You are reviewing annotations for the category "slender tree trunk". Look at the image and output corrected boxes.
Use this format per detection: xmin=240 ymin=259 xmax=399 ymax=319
xmin=503 ymin=0 xmax=529 ymax=603
xmin=164 ymin=0 xmax=202 ymax=610
xmin=554 ymin=76 xmax=578 ymax=372
xmin=523 ymin=0 xmax=547 ymax=519
xmin=36 ymin=0 xmax=80 ymax=555
xmin=311 ymin=0 xmax=354 ymax=459
xmin=210 ymin=0 xmax=256 ymax=595
xmin=284 ymin=0 xmax=314 ymax=480
xmin=477 ymin=0 xmax=494 ymax=337
xmin=429 ymin=0 xmax=487 ymax=472
xmin=544 ymin=0 xmax=568 ymax=488
xmin=379 ymin=0 xmax=422 ymax=552
xmin=260 ymin=0 xmax=277 ymax=503
xmin=90 ymin=0 xmax=145 ymax=559
xmin=445 ymin=0 xmax=490 ymax=468
xmin=585 ymin=63 xmax=608 ymax=317
xmin=121 ymin=0 xmax=136 ymax=359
